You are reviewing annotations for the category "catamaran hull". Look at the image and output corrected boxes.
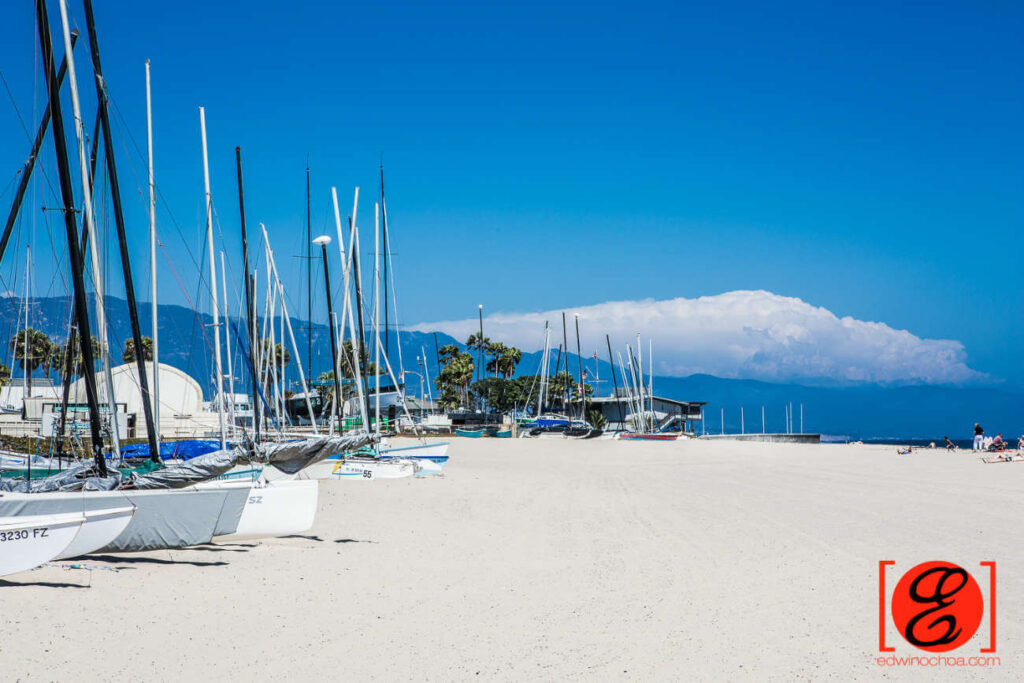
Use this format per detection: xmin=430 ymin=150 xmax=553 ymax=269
xmin=55 ymin=506 xmax=135 ymax=560
xmin=413 ymin=458 xmax=444 ymax=477
xmin=220 ymin=457 xmax=419 ymax=482
xmin=0 ymin=512 xmax=84 ymax=576
xmin=0 ymin=453 xmax=63 ymax=472
xmin=0 ymin=486 xmax=250 ymax=553
xmin=328 ymin=458 xmax=419 ymax=480
xmin=618 ymin=433 xmax=680 ymax=441
xmin=211 ymin=480 xmax=318 ymax=541
xmin=378 ymin=442 xmax=449 ymax=463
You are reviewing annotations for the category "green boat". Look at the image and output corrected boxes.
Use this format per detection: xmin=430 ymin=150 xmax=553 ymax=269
xmin=455 ymin=427 xmax=501 ymax=438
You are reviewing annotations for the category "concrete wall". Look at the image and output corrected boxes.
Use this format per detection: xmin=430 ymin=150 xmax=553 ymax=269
xmin=700 ymin=433 xmax=821 ymax=444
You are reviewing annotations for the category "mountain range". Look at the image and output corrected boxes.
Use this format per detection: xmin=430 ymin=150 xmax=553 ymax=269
xmin=2 ymin=294 xmax=1020 ymax=440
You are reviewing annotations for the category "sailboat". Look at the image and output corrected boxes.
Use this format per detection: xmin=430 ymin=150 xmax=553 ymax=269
xmin=0 ymin=512 xmax=84 ymax=576
xmin=0 ymin=0 xmax=371 ymax=563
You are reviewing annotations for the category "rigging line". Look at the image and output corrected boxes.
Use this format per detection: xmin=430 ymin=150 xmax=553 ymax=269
xmin=0 ymin=69 xmax=33 ymax=143
xmin=157 ymin=237 xmax=215 ymax=375
xmin=210 ymin=204 xmax=245 ymax=306
xmin=105 ymin=99 xmax=204 ymax=280
xmin=2 ymin=44 xmax=66 ymax=209
xmin=0 ymin=171 xmax=21 ymax=202
xmin=40 ymin=198 xmax=71 ymax=299
xmin=190 ymin=204 xmax=222 ymax=392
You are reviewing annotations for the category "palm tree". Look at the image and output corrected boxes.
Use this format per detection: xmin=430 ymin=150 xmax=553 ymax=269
xmin=9 ymin=328 xmax=52 ymax=397
xmin=485 ymin=342 xmax=506 ymax=376
xmin=436 ymin=346 xmax=475 ymax=409
xmin=59 ymin=335 xmax=101 ymax=379
xmin=122 ymin=336 xmax=154 ymax=363
xmin=0 ymin=363 xmax=10 ymax=388
xmin=261 ymin=340 xmax=291 ymax=368
xmin=465 ymin=332 xmax=490 ymax=378
xmin=486 ymin=343 xmax=522 ymax=379
xmin=547 ymin=370 xmax=576 ymax=410
xmin=587 ymin=408 xmax=607 ymax=430
xmin=316 ymin=370 xmax=336 ymax=403
xmin=339 ymin=339 xmax=381 ymax=379
xmin=42 ymin=340 xmax=62 ymax=380
xmin=438 ymin=344 xmax=461 ymax=364
xmin=465 ymin=333 xmax=489 ymax=353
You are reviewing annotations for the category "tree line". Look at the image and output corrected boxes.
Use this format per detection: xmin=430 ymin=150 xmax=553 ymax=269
xmin=1 ymin=327 xmax=155 ymax=394
xmin=433 ymin=334 xmax=598 ymax=420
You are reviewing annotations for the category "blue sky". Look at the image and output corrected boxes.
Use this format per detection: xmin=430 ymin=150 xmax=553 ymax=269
xmin=1 ymin=1 xmax=1022 ymax=385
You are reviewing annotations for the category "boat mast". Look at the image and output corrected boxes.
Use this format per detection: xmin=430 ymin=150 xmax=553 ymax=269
xmin=260 ymin=224 xmax=317 ymax=435
xmin=349 ymin=214 xmax=371 ymax=426
xmin=574 ymin=313 xmax=584 ymax=421
xmin=235 ymin=147 xmax=260 ymax=444
xmin=313 ymin=234 xmax=342 ymax=431
xmin=220 ymin=251 xmax=235 ymax=438
xmin=648 ymin=339 xmax=654 ymax=431
xmin=561 ymin=312 xmax=569 ymax=412
xmin=35 ymin=0 xmax=106 ymax=475
xmin=145 ymin=59 xmax=160 ymax=444
xmin=199 ymin=108 xmax=226 ymax=450
xmin=380 ymin=164 xmax=389 ymax=360
xmin=332 ymin=188 xmax=369 ymax=430
xmin=22 ymin=247 xmax=30 ymax=398
xmin=57 ymin=0 xmax=121 ymax=459
xmin=605 ymin=335 xmax=624 ymax=429
xmin=537 ymin=323 xmax=549 ymax=415
xmin=0 ymin=32 xmax=77 ymax=265
xmin=305 ymin=163 xmax=312 ymax=390
xmin=374 ymin=201 xmax=381 ymax=435
xmin=83 ymin=0 xmax=159 ymax=460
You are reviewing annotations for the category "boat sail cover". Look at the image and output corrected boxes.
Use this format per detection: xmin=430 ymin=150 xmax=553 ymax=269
xmin=260 ymin=433 xmax=375 ymax=475
xmin=129 ymin=432 xmax=376 ymax=488
xmin=0 ymin=463 xmax=121 ymax=493
xmin=0 ymin=433 xmax=375 ymax=492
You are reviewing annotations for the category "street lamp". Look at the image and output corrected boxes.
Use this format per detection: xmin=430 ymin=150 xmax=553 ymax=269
xmin=477 ymin=304 xmax=484 ymax=413
xmin=313 ymin=235 xmax=343 ymax=431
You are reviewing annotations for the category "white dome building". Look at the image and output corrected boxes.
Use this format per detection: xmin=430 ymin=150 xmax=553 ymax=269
xmin=65 ymin=362 xmax=219 ymax=439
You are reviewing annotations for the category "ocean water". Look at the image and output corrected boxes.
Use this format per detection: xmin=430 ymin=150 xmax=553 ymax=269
xmin=828 ymin=437 xmax=1011 ymax=449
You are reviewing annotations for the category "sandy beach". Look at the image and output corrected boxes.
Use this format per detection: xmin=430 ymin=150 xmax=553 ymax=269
xmin=2 ymin=437 xmax=1021 ymax=680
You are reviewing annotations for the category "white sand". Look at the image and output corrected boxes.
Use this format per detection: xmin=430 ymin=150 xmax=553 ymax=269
xmin=2 ymin=438 xmax=1021 ymax=680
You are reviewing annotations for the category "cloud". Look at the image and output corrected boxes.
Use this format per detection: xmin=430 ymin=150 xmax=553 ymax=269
xmin=408 ymin=290 xmax=987 ymax=385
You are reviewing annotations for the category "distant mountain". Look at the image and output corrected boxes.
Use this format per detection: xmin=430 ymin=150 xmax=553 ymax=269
xmin=2 ymin=295 xmax=1018 ymax=440
xmin=499 ymin=346 xmax=1023 ymax=440
xmin=0 ymin=294 xmax=457 ymax=398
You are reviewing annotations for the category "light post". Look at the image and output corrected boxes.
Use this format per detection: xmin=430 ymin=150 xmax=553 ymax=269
xmin=477 ymin=304 xmax=484 ymax=412
xmin=313 ymin=235 xmax=343 ymax=432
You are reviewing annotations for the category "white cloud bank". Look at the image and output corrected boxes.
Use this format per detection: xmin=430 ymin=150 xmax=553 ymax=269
xmin=408 ymin=290 xmax=986 ymax=385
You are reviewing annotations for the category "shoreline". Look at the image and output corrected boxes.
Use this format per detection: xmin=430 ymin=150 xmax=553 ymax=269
xmin=2 ymin=438 xmax=1019 ymax=679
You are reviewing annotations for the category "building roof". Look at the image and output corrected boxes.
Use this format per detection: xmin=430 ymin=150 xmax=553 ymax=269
xmin=67 ymin=362 xmax=204 ymax=416
xmin=589 ymin=395 xmax=706 ymax=408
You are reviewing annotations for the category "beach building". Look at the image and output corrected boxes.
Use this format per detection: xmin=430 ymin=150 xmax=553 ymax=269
xmin=60 ymin=362 xmax=221 ymax=439
xmin=0 ymin=378 xmax=60 ymax=414
xmin=588 ymin=393 xmax=706 ymax=433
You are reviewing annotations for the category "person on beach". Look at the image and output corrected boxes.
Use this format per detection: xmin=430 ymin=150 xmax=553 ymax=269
xmin=973 ymin=423 xmax=984 ymax=450
xmin=944 ymin=436 xmax=957 ymax=451
xmin=991 ymin=433 xmax=1005 ymax=451
xmin=1018 ymin=435 xmax=1024 ymax=451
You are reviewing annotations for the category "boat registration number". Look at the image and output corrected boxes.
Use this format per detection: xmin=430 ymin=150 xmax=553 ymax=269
xmin=0 ymin=527 xmax=48 ymax=541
